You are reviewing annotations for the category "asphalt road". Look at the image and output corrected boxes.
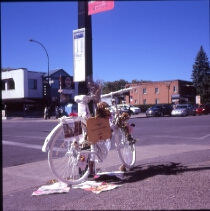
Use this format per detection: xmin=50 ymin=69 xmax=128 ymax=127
xmin=2 ymin=114 xmax=210 ymax=210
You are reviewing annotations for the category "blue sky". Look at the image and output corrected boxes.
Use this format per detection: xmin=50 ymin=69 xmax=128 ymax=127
xmin=1 ymin=1 xmax=209 ymax=83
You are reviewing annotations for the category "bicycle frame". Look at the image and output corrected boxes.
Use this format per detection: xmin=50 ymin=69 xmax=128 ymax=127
xmin=73 ymin=93 xmax=124 ymax=164
xmin=44 ymin=88 xmax=137 ymax=185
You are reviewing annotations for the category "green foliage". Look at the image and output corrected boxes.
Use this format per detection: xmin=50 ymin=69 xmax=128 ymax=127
xmin=102 ymin=79 xmax=128 ymax=94
xmin=102 ymin=79 xmax=152 ymax=94
xmin=131 ymin=79 xmax=152 ymax=83
xmin=191 ymin=46 xmax=210 ymax=103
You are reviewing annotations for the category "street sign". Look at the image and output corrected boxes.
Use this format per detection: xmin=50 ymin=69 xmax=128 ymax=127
xmin=73 ymin=28 xmax=85 ymax=82
xmin=88 ymin=1 xmax=114 ymax=15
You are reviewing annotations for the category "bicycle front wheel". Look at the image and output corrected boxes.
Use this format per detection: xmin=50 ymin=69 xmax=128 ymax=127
xmin=116 ymin=128 xmax=136 ymax=169
xmin=48 ymin=123 xmax=90 ymax=185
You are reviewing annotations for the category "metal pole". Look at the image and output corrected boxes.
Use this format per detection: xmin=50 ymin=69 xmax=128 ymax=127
xmin=78 ymin=1 xmax=93 ymax=95
xmin=78 ymin=1 xmax=94 ymax=175
xmin=29 ymin=39 xmax=50 ymax=109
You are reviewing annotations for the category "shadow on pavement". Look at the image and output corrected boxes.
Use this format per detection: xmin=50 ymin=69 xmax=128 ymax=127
xmin=94 ymin=162 xmax=210 ymax=184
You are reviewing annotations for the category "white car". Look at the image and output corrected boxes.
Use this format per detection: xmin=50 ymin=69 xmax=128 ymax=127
xmin=117 ymin=104 xmax=141 ymax=115
xmin=171 ymin=104 xmax=196 ymax=117
xmin=129 ymin=105 xmax=141 ymax=114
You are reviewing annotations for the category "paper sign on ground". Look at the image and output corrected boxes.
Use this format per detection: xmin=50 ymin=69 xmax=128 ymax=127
xmin=32 ymin=182 xmax=70 ymax=196
xmin=72 ymin=180 xmax=121 ymax=194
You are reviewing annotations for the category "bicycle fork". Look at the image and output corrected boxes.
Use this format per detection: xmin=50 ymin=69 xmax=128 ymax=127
xmin=78 ymin=144 xmax=103 ymax=176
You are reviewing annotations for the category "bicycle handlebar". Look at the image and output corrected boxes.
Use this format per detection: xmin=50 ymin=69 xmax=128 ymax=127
xmin=74 ymin=87 xmax=138 ymax=104
xmin=101 ymin=87 xmax=134 ymax=98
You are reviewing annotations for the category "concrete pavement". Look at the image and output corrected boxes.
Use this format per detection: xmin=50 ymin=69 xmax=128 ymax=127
xmin=3 ymin=137 xmax=210 ymax=196
xmin=3 ymin=113 xmax=210 ymax=210
xmin=3 ymin=112 xmax=146 ymax=195
xmin=3 ymin=145 xmax=210 ymax=210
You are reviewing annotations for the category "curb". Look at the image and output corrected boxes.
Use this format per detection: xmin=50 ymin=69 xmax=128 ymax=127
xmin=2 ymin=113 xmax=147 ymax=120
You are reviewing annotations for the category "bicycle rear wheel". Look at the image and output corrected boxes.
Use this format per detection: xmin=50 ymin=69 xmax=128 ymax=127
xmin=48 ymin=123 xmax=90 ymax=185
xmin=116 ymin=128 xmax=136 ymax=169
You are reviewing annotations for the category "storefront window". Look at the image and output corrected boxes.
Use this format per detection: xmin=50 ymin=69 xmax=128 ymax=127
xmin=7 ymin=79 xmax=15 ymax=90
xmin=2 ymin=80 xmax=6 ymax=90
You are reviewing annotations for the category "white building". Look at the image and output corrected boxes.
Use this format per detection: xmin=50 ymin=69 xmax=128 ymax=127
xmin=2 ymin=68 xmax=45 ymax=116
xmin=2 ymin=68 xmax=44 ymax=100
xmin=1 ymin=68 xmax=75 ymax=117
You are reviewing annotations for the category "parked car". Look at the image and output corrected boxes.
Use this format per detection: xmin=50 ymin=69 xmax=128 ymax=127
xmin=201 ymin=104 xmax=210 ymax=115
xmin=129 ymin=105 xmax=141 ymax=114
xmin=117 ymin=104 xmax=141 ymax=115
xmin=195 ymin=105 xmax=203 ymax=115
xmin=69 ymin=112 xmax=78 ymax=117
xmin=118 ymin=105 xmax=131 ymax=116
xmin=171 ymin=104 xmax=196 ymax=117
xmin=146 ymin=104 xmax=173 ymax=117
xmin=108 ymin=105 xmax=121 ymax=115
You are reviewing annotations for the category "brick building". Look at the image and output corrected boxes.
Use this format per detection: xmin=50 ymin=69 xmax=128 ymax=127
xmin=125 ymin=80 xmax=196 ymax=105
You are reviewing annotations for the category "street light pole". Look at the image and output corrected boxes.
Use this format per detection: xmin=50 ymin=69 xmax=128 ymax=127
xmin=29 ymin=39 xmax=50 ymax=109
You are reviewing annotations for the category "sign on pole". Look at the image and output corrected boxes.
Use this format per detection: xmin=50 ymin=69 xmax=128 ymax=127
xmin=73 ymin=28 xmax=85 ymax=82
xmin=88 ymin=1 xmax=114 ymax=15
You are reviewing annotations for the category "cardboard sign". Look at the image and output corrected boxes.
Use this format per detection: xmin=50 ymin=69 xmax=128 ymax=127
xmin=86 ymin=117 xmax=111 ymax=144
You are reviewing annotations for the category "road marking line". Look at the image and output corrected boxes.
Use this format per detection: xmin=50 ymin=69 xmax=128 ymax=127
xmin=3 ymin=135 xmax=44 ymax=139
xmin=3 ymin=140 xmax=42 ymax=150
xmin=155 ymin=134 xmax=210 ymax=140
xmin=198 ymin=134 xmax=210 ymax=140
xmin=2 ymin=140 xmax=62 ymax=152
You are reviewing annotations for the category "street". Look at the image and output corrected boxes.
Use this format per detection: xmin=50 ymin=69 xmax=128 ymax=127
xmin=2 ymin=115 xmax=210 ymax=210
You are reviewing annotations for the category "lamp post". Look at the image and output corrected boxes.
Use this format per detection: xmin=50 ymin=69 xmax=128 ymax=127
xmin=29 ymin=39 xmax=50 ymax=109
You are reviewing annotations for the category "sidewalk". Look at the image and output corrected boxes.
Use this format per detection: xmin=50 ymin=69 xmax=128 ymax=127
xmin=3 ymin=114 xmax=210 ymax=210
xmin=130 ymin=112 xmax=146 ymax=118
xmin=3 ymin=141 xmax=210 ymax=196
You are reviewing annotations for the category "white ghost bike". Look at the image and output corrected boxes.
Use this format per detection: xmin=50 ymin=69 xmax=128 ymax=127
xmin=42 ymin=90 xmax=137 ymax=185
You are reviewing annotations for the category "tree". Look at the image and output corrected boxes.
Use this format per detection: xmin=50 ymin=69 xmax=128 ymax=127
xmin=191 ymin=46 xmax=210 ymax=103
xmin=102 ymin=79 xmax=128 ymax=94
xmin=131 ymin=79 xmax=152 ymax=83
